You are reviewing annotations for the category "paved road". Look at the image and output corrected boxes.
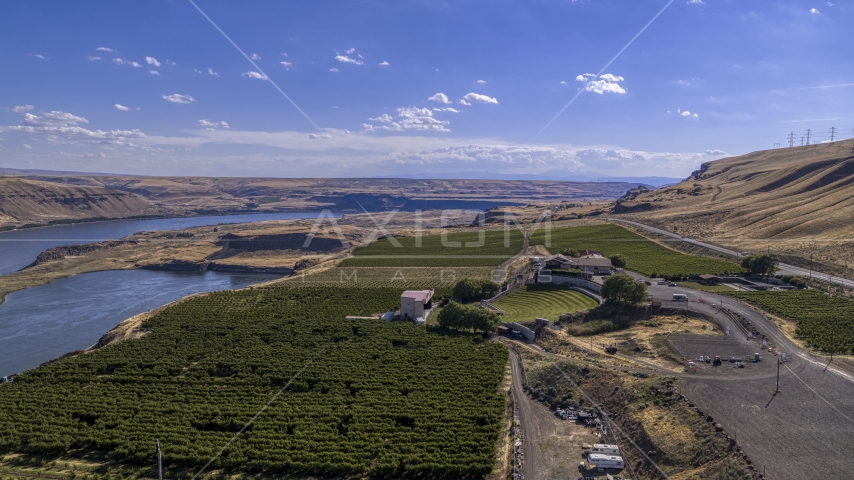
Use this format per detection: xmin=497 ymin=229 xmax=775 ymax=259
xmin=607 ymin=217 xmax=854 ymax=289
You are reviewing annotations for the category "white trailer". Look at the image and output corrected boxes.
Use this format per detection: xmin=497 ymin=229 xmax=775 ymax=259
xmin=590 ymin=443 xmax=621 ymax=455
xmin=672 ymin=293 xmax=688 ymax=301
xmin=588 ymin=453 xmax=624 ymax=469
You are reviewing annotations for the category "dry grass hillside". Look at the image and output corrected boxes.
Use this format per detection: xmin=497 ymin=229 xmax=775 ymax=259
xmin=0 ymin=177 xmax=160 ymax=228
xmin=615 ymin=139 xmax=854 ymax=276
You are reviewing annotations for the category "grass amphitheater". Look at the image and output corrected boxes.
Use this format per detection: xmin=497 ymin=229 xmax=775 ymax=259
xmin=492 ymin=285 xmax=598 ymax=322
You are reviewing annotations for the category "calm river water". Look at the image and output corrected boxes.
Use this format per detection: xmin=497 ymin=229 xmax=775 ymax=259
xmin=0 ymin=212 xmax=324 ymax=377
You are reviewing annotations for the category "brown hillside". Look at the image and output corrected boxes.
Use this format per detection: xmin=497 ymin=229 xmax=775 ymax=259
xmin=0 ymin=177 xmax=160 ymax=227
xmin=616 ymin=139 xmax=854 ymax=275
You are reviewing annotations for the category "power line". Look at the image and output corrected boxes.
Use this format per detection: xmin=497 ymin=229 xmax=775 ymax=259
xmin=787 ymin=131 xmax=795 ymax=148
xmin=806 ymin=129 xmax=812 ymax=146
xmin=829 ymin=126 xmax=837 ymax=142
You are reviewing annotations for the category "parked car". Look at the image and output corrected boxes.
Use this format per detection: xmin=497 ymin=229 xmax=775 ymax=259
xmin=657 ymin=280 xmax=668 ymax=285
xmin=668 ymin=282 xmax=676 ymax=287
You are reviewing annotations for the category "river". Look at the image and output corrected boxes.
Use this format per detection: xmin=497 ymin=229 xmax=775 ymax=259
xmin=0 ymin=212 xmax=324 ymax=377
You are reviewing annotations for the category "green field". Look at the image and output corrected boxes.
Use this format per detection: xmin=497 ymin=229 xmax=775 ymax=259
xmin=492 ymin=285 xmax=598 ymax=322
xmin=341 ymin=229 xmax=524 ymax=267
xmin=0 ymin=285 xmax=508 ymax=477
xmin=531 ymin=224 xmax=743 ymax=277
xmin=294 ymin=266 xmax=494 ymax=299
xmin=729 ymin=290 xmax=854 ymax=354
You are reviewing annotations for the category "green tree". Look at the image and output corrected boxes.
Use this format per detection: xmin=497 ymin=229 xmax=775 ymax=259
xmin=559 ymin=247 xmax=579 ymax=257
xmin=609 ymin=254 xmax=627 ymax=269
xmin=740 ymin=254 xmax=779 ymax=278
xmin=452 ymin=279 xmax=500 ymax=302
xmin=601 ymin=273 xmax=647 ymax=305
xmin=438 ymin=301 xmax=499 ymax=332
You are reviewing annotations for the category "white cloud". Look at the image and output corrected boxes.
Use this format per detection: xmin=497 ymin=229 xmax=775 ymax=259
xmin=578 ymin=73 xmax=627 ymax=94
xmin=810 ymin=8 xmax=819 ymax=13
xmin=149 ymin=70 xmax=160 ymax=75
xmin=23 ymin=144 xmax=32 ymax=149
xmin=0 ymin=110 xmax=145 ymax=146
xmin=28 ymin=54 xmax=47 ymax=60
xmin=705 ymin=149 xmax=727 ymax=155
xmin=461 ymin=92 xmax=498 ymax=104
xmin=335 ymin=55 xmax=363 ymax=65
xmin=379 ymin=61 xmax=390 ymax=66
xmin=88 ymin=56 xmax=101 ymax=61
xmin=165 ymin=60 xmax=176 ymax=66
xmin=113 ymin=58 xmax=142 ymax=68
xmin=114 ymin=104 xmax=130 ymax=111
xmin=280 ymin=61 xmax=293 ymax=69
xmin=220 ymin=121 xmax=229 ymax=128
xmin=560 ymin=80 xmax=567 ymax=84
xmin=96 ymin=47 xmax=115 ymax=52
xmin=476 ymin=80 xmax=486 ymax=84
xmin=145 ymin=56 xmax=161 ymax=67
xmin=680 ymin=110 xmax=699 ymax=117
xmin=687 ymin=0 xmax=704 ymax=4
xmin=162 ymin=94 xmax=195 ymax=104
xmin=11 ymin=105 xmax=34 ymax=113
xmin=345 ymin=47 xmax=356 ymax=54
xmin=250 ymin=53 xmax=262 ymax=60
xmin=281 ymin=52 xmax=289 ymax=57
xmin=329 ymin=67 xmax=339 ymax=72
xmin=308 ymin=133 xmax=331 ymax=139
xmin=433 ymin=108 xmax=460 ymax=113
xmin=243 ymin=71 xmax=268 ymax=80
xmin=208 ymin=68 xmax=219 ymax=77
xmin=363 ymin=107 xmax=451 ymax=132
xmin=459 ymin=99 xmax=471 ymax=106
xmin=428 ymin=93 xmax=450 ymax=104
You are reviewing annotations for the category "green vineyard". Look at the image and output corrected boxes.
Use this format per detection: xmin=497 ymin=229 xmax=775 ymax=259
xmin=0 ymin=285 xmax=509 ymax=477
xmin=531 ymin=224 xmax=743 ymax=277
xmin=341 ymin=229 xmax=524 ymax=267
xmin=493 ymin=285 xmax=598 ymax=322
xmin=729 ymin=290 xmax=854 ymax=354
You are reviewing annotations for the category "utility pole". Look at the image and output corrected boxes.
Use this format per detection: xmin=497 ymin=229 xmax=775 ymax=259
xmin=806 ymin=129 xmax=812 ymax=146
xmin=773 ymin=143 xmax=780 ymax=149
xmin=800 ymin=136 xmax=805 ymax=146
xmin=829 ymin=126 xmax=837 ymax=142
xmin=788 ymin=131 xmax=795 ymax=147
xmin=157 ymin=439 xmax=163 ymax=480
xmin=775 ymin=359 xmax=780 ymax=393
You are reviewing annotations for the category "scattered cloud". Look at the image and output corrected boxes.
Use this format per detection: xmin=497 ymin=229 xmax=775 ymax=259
xmin=95 ymin=47 xmax=115 ymax=52
xmin=165 ymin=60 xmax=176 ymax=66
xmin=379 ymin=61 xmax=390 ymax=66
xmin=11 ymin=105 xmax=34 ymax=113
xmin=687 ymin=0 xmax=704 ymax=4
xmin=476 ymin=80 xmax=486 ymax=84
xmin=428 ymin=93 xmax=450 ymax=104
xmin=149 ymin=70 xmax=160 ymax=75
xmin=329 ymin=67 xmax=339 ymax=72
xmin=363 ymin=107 xmax=451 ymax=132
xmin=680 ymin=110 xmax=699 ymax=117
xmin=433 ymin=108 xmax=460 ymax=113
xmin=162 ymin=94 xmax=196 ymax=104
xmin=459 ymin=99 xmax=471 ymax=106
xmin=88 ymin=56 xmax=101 ymax=61
xmin=28 ymin=54 xmax=47 ymax=60
xmin=242 ymin=71 xmax=268 ymax=80
xmin=145 ymin=56 xmax=161 ymax=67
xmin=577 ymin=73 xmax=626 ymax=94
xmin=208 ymin=68 xmax=219 ymax=77
xmin=810 ymin=8 xmax=819 ymax=13
xmin=281 ymin=52 xmax=289 ymax=57
xmin=114 ymin=104 xmax=130 ymax=111
xmin=113 ymin=58 xmax=142 ymax=68
xmin=461 ymin=92 xmax=498 ymax=104
xmin=335 ymin=54 xmax=363 ymax=65
xmin=780 ymin=117 xmax=841 ymax=123
xmin=705 ymin=149 xmax=727 ymax=155
xmin=280 ymin=61 xmax=293 ymax=69
xmin=345 ymin=47 xmax=356 ymax=54
xmin=250 ymin=53 xmax=262 ymax=60
xmin=197 ymin=119 xmax=229 ymax=129
xmin=308 ymin=133 xmax=331 ymax=139
xmin=23 ymin=144 xmax=32 ymax=149
xmin=560 ymin=80 xmax=567 ymax=84
xmin=801 ymin=83 xmax=854 ymax=89
xmin=0 ymin=110 xmax=145 ymax=146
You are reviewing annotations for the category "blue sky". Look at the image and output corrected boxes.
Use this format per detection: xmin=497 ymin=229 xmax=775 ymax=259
xmin=1 ymin=0 xmax=852 ymax=179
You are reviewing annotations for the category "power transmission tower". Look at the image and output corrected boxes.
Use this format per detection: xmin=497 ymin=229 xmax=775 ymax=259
xmin=773 ymin=143 xmax=780 ymax=148
xmin=800 ymin=136 xmax=805 ymax=146
xmin=829 ymin=126 xmax=837 ymax=142
xmin=788 ymin=131 xmax=795 ymax=147
xmin=806 ymin=129 xmax=812 ymax=146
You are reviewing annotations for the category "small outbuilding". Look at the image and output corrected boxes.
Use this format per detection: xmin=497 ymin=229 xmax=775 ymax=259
xmin=698 ymin=274 xmax=722 ymax=285
xmin=400 ymin=289 xmax=434 ymax=320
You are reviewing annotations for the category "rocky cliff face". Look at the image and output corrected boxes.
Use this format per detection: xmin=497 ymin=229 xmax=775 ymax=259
xmin=0 ymin=177 xmax=160 ymax=227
